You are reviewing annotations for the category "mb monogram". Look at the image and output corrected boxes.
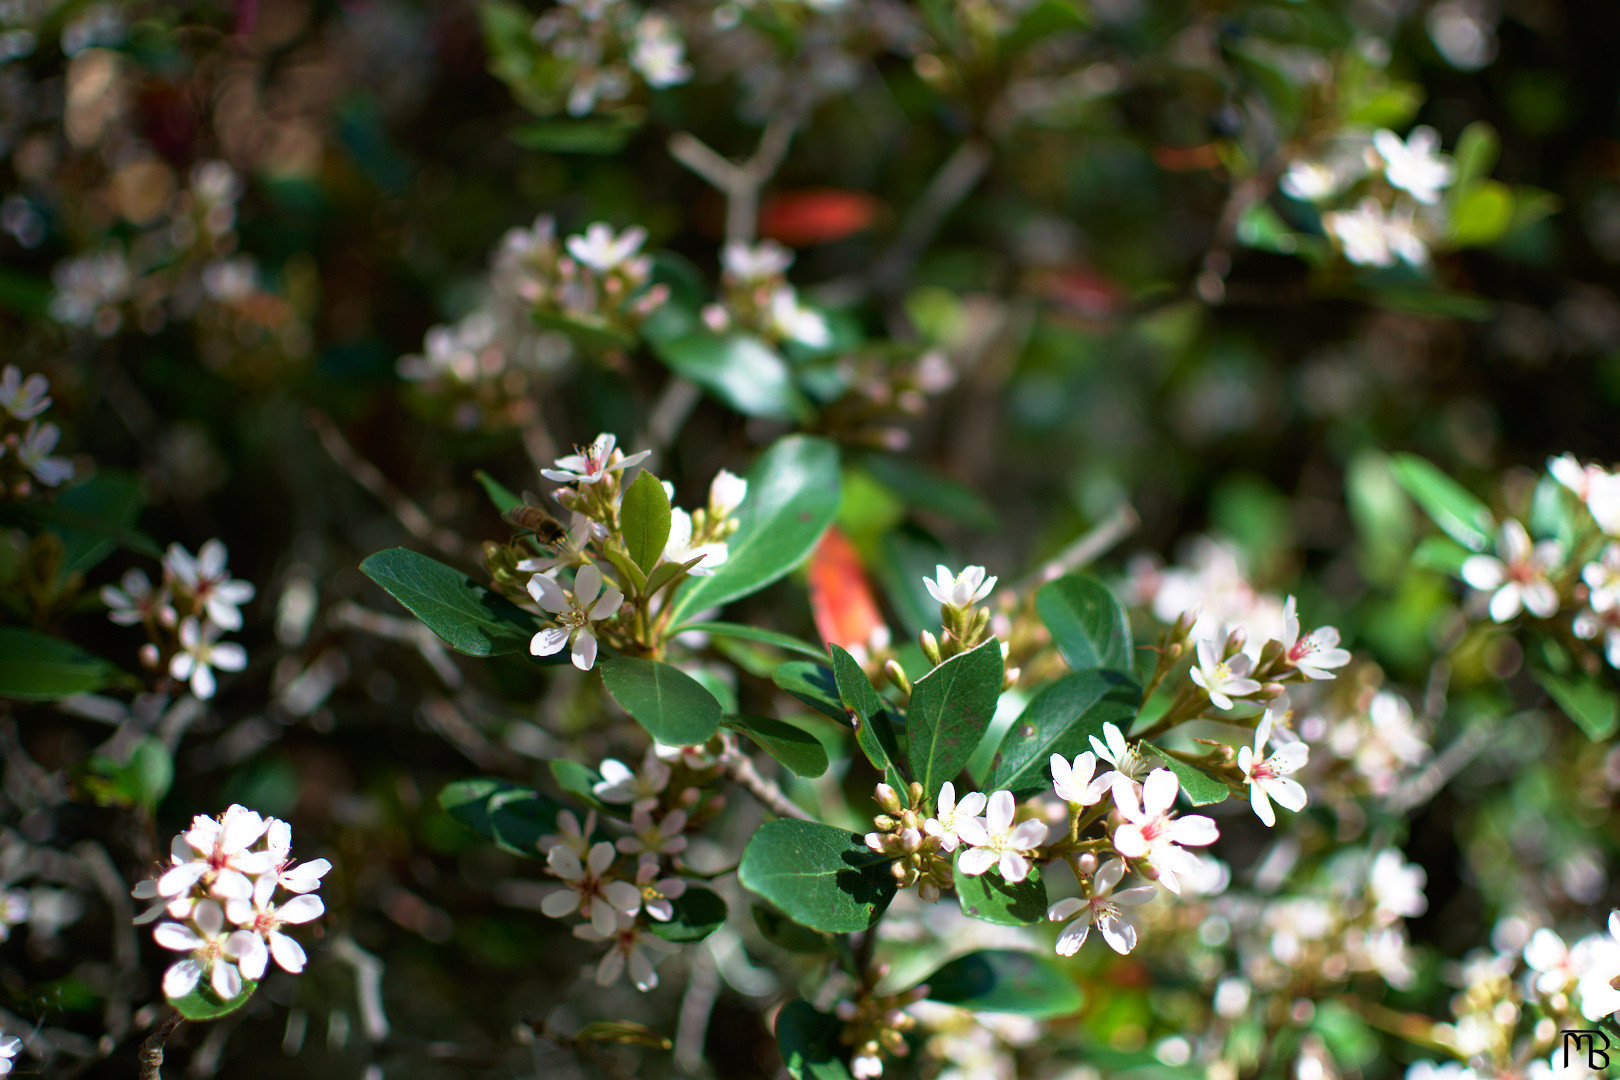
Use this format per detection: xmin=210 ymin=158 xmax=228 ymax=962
xmin=1566 ymin=1030 xmax=1612 ymax=1070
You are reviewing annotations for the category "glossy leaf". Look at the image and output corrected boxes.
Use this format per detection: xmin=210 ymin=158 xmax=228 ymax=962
xmin=678 ymin=621 xmax=828 ymax=661
xmin=955 ymin=856 xmax=1048 ymax=926
xmin=172 ymin=978 xmax=259 ymax=1021
xmin=738 ymin=819 xmax=896 ymax=933
xmin=0 ymin=627 xmax=121 ymax=701
xmin=857 ymin=454 xmax=995 ymax=530
xmin=672 ymin=436 xmax=841 ymax=620
xmin=1389 ymin=454 xmax=1493 ymax=552
xmin=776 ymin=1000 xmax=854 ymax=1080
xmin=1448 ymin=181 xmax=1515 ymax=246
xmin=1536 ymin=670 xmax=1619 ymax=740
xmin=438 ymin=778 xmax=563 ymax=857
xmin=831 ymin=645 xmax=906 ymax=790
xmin=753 ymin=905 xmax=833 ymax=954
xmin=774 ymin=660 xmax=847 ymax=722
xmin=509 ymin=113 xmax=643 ymax=154
xmin=647 ymin=886 xmax=727 ymax=943
xmin=876 ymin=524 xmax=954 ymax=639
xmin=1150 ymin=748 xmax=1231 ymax=806
xmin=548 ymin=759 xmax=611 ymax=814
xmin=919 ymin=950 xmax=1083 ymax=1019
xmin=906 ymin=637 xmax=1004 ymax=800
xmin=652 ymin=333 xmax=810 ymax=421
xmin=1035 ymin=574 xmax=1135 ymax=673
xmin=724 ymin=714 xmax=830 ymax=778
xmin=360 ymin=548 xmax=550 ymax=658
xmin=987 ymin=669 xmax=1142 ymax=797
xmin=599 ymin=655 xmax=722 ymax=746
xmin=621 ymin=469 xmax=673 ymax=576
xmin=50 ymin=471 xmax=153 ymax=577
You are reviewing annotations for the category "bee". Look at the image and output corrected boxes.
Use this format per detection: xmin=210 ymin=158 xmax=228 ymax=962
xmin=505 ymin=492 xmax=568 ymax=548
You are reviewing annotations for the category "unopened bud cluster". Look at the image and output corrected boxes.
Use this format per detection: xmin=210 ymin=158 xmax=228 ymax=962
xmin=864 ymin=783 xmax=953 ymax=902
xmin=835 ymin=971 xmax=928 ymax=1079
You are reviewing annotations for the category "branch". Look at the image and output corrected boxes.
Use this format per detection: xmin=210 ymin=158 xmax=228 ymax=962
xmin=669 ymin=108 xmax=801 ymax=249
xmin=1013 ymin=503 xmax=1139 ymax=593
xmin=138 ymin=1010 xmax=183 ymax=1080
xmin=724 ymin=753 xmax=810 ymax=820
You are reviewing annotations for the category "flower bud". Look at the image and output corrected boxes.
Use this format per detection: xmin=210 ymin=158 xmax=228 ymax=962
xmin=1172 ymin=607 xmax=1200 ymax=640
xmin=1257 ymin=682 xmax=1287 ymax=701
xmin=874 ymin=784 xmax=903 ymax=814
xmin=906 ymin=782 xmax=924 ymax=807
xmin=919 ymin=630 xmax=942 ymax=667
xmin=1256 ymin=638 xmax=1284 ymax=669
xmin=139 ymin=643 xmax=161 ymax=669
xmin=1222 ymin=627 xmax=1247 ymax=660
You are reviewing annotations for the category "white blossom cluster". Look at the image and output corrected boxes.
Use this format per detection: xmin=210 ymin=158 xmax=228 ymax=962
xmin=0 ymin=829 xmax=86 ymax=947
xmin=1282 ymin=125 xmax=1458 ymax=269
xmin=131 ymin=805 xmax=329 ymax=1002
xmin=0 ymin=364 xmax=73 ymax=494
xmin=530 ymin=0 xmax=691 ymax=117
xmin=103 ymin=539 xmax=254 ymax=699
xmin=701 ymin=239 xmax=831 ymax=349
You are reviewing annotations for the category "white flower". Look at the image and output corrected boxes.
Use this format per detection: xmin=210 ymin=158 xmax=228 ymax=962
xmin=1046 ymin=859 xmax=1156 ymax=955
xmin=955 ymin=790 xmax=1048 ymax=883
xmin=224 ymin=873 xmax=324 ymax=978
xmin=1237 ymin=709 xmax=1308 ymax=827
xmin=1460 ymin=519 xmax=1563 ymax=622
xmin=616 ymin=807 xmax=688 ymax=857
xmin=1583 ymin=544 xmax=1620 ymax=612
xmin=1523 ymin=927 xmax=1581 ymax=995
xmin=1189 ymin=638 xmax=1261 ymax=710
xmin=540 ymin=809 xmax=597 ymax=860
xmin=163 ymin=539 xmax=255 ymax=631
xmin=593 ymin=749 xmax=670 ymax=813
xmin=541 ymin=432 xmax=651 ymax=486
xmin=1367 ymin=849 xmax=1427 ymax=921
xmin=0 ymin=1031 xmax=18 ymax=1076
xmin=1384 ymin=202 xmax=1431 ymax=266
xmin=1049 ymin=751 xmax=1109 ymax=805
xmin=1089 ymin=721 xmax=1152 ymax=788
xmin=721 ymin=240 xmax=793 ymax=283
xmin=1589 ymin=472 xmax=1620 ymax=537
xmin=1110 ymin=769 xmax=1219 ymax=895
xmin=0 ymin=365 xmax=51 ymax=420
xmin=152 ymin=899 xmax=253 ymax=1001
xmin=101 ymin=568 xmax=169 ymax=626
xmin=629 ymin=13 xmax=690 ymax=88
xmin=708 ymin=469 xmax=748 ymax=520
xmin=156 ymin=804 xmax=275 ymax=902
xmin=923 ymin=781 xmax=987 ymax=854
xmin=1374 ymin=126 xmax=1455 ymax=205
xmin=1549 ymin=453 xmax=1609 ymax=502
xmin=766 ymin=286 xmax=830 ymax=347
xmin=527 ymin=563 xmax=623 ymax=670
xmin=1325 ymin=198 xmax=1396 ymax=267
xmin=16 ymin=421 xmax=73 ymax=487
xmin=851 ymin=1052 xmax=884 ymax=1079
xmin=565 ymin=224 xmax=649 ymax=275
xmin=663 ymin=508 xmax=728 ymax=576
xmin=170 ymin=617 xmax=248 ymax=700
xmin=633 ymin=860 xmax=686 ymax=922
xmin=1279 ymin=597 xmax=1352 ymax=679
xmin=515 ymin=512 xmax=600 ymax=576
xmin=572 ymin=909 xmax=677 ymax=991
xmin=1280 ymin=161 xmax=1343 ymax=203
xmin=923 ymin=564 xmax=996 ymax=609
xmin=1405 ymin=1062 xmax=1477 ymax=1080
xmin=543 ymin=841 xmax=641 ymax=935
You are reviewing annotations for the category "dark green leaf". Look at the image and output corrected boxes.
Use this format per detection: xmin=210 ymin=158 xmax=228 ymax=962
xmin=1036 ymin=574 xmax=1135 ymax=672
xmin=531 ymin=309 xmax=636 ymax=352
xmin=1389 ymin=454 xmax=1493 ymax=552
xmin=171 ymin=978 xmax=258 ymax=1021
xmin=438 ymin=778 xmax=563 ymax=857
xmin=678 ymin=621 xmax=828 ymax=661
xmin=0 ymin=627 xmax=121 ymax=701
xmin=599 ymin=655 xmax=722 ymax=746
xmin=1149 ymin=748 xmax=1231 ymax=806
xmin=776 ymin=1001 xmax=854 ymax=1080
xmin=474 ymin=470 xmax=523 ymax=515
xmin=1536 ymin=670 xmax=1619 ymax=740
xmin=907 ymin=637 xmax=1003 ymax=800
xmin=622 ymin=470 xmax=673 ymax=576
xmin=548 ymin=759 xmax=611 ymax=814
xmin=647 ymin=886 xmax=727 ymax=943
xmin=738 ymin=820 xmax=896 ymax=933
xmin=652 ymin=333 xmax=810 ymax=421
xmin=51 ymin=471 xmax=152 ymax=577
xmin=672 ymin=436 xmax=841 ymax=619
xmin=987 ymin=669 xmax=1141 ymax=797
xmin=774 ymin=660 xmax=846 ymax=722
xmin=831 ymin=645 xmax=906 ymax=790
xmin=359 ymin=548 xmax=550 ymax=658
xmin=876 ymin=524 xmax=954 ymax=639
xmin=857 ymin=455 xmax=995 ymax=531
xmin=999 ymin=0 xmax=1087 ymax=54
xmin=509 ymin=113 xmax=643 ymax=154
xmin=954 ymin=856 xmax=1048 ymax=926
xmin=128 ymin=737 xmax=174 ymax=809
xmin=724 ymin=714 xmax=830 ymax=778
xmin=642 ymin=554 xmax=705 ymax=598
xmin=1366 ymin=286 xmax=1493 ymax=322
xmin=1453 ymin=121 xmax=1500 ymax=187
xmin=920 ymin=950 xmax=1083 ymax=1018
xmin=753 ymin=905 xmax=833 ymax=954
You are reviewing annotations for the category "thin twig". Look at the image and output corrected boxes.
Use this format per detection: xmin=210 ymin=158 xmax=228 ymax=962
xmin=724 ymin=754 xmax=810 ymax=820
xmin=328 ymin=601 xmax=462 ymax=687
xmin=74 ymin=842 xmax=138 ymax=1043
xmin=1014 ymin=503 xmax=1139 ymax=593
xmin=643 ymin=377 xmax=704 ymax=464
xmin=669 ymin=109 xmax=801 ymax=249
xmin=305 ymin=410 xmax=476 ymax=564
xmin=1194 ymin=157 xmax=1288 ymax=305
xmin=330 ymin=935 xmax=391 ymax=1042
xmin=138 ymin=1010 xmax=183 ymax=1080
xmin=673 ymin=944 xmax=721 ymax=1075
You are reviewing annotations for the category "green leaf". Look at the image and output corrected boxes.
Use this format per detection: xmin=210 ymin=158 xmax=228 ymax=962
xmin=907 ymin=637 xmax=1004 ymax=800
xmin=753 ymin=905 xmax=833 ymax=954
xmin=359 ymin=548 xmax=550 ymax=658
xmin=1149 ymin=748 xmax=1231 ymax=806
xmin=999 ymin=0 xmax=1087 ymax=54
xmin=1536 ymin=670 xmax=1619 ymax=740
xmin=531 ymin=310 xmax=636 ymax=353
xmin=1367 ymin=286 xmax=1493 ymax=322
xmin=599 ymin=655 xmax=722 ymax=746
xmin=1412 ymin=534 xmax=1472 ymax=576
xmin=831 ymin=645 xmax=906 ymax=790
xmin=78 ymin=735 xmax=173 ymax=810
xmin=773 ymin=660 xmax=846 ymax=721
xmin=51 ymin=471 xmax=152 ymax=577
xmin=643 ymin=554 xmax=706 ymax=598
xmin=1036 ymin=574 xmax=1135 ymax=672
xmin=171 ymin=978 xmax=258 ymax=1021
xmin=776 ymin=1001 xmax=854 ymax=1080
xmin=738 ymin=819 xmax=896 ymax=933
xmin=986 ymin=669 xmax=1142 ymax=797
xmin=724 ymin=714 xmax=830 ymax=778
xmin=0 ymin=627 xmax=121 ymax=701
xmin=652 ymin=333 xmax=810 ymax=421
xmin=677 ymin=621 xmax=828 ymax=661
xmin=438 ymin=778 xmax=563 ymax=857
xmin=622 ymin=470 xmax=673 ymax=576
xmin=857 ymin=454 xmax=996 ymax=531
xmin=1448 ymin=181 xmax=1514 ymax=246
xmin=548 ymin=759 xmax=611 ymax=814
xmin=1453 ymin=121 xmax=1500 ymax=187
xmin=875 ymin=524 xmax=953 ymax=639
xmin=955 ymin=856 xmax=1048 ymax=926
xmin=672 ymin=436 xmax=841 ymax=620
xmin=647 ymin=886 xmax=728 ymax=943
xmin=475 ymin=470 xmax=523 ymax=515
xmin=509 ymin=113 xmax=644 ymax=154
xmin=1389 ymin=454 xmax=1493 ymax=553
xmin=919 ymin=950 xmax=1083 ymax=1019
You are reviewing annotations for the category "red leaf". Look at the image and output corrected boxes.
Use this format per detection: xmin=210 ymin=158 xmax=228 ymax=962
xmin=809 ymin=527 xmax=889 ymax=657
xmin=758 ymin=189 xmax=882 ymax=247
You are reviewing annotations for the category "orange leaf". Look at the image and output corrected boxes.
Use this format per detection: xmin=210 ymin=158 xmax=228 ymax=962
xmin=809 ymin=527 xmax=889 ymax=657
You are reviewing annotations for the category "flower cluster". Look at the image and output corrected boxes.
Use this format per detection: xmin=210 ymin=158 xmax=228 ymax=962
xmin=131 ymin=805 xmax=330 ymax=1002
xmin=102 ymin=539 xmax=254 ymax=699
xmin=701 ymin=239 xmax=831 ymax=348
xmin=0 ymin=364 xmax=73 ymax=496
xmin=527 ymin=0 xmax=691 ymax=118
